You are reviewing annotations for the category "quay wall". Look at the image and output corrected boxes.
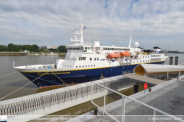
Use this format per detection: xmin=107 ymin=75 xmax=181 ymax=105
xmin=0 ymin=52 xmax=27 ymax=56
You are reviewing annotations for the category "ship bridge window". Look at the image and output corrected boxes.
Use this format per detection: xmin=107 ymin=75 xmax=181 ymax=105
xmin=90 ymin=58 xmax=92 ymax=61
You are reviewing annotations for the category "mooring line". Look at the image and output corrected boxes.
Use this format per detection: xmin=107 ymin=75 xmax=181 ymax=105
xmin=0 ymin=71 xmax=17 ymax=79
xmin=23 ymin=73 xmax=62 ymax=85
xmin=0 ymin=72 xmax=49 ymax=101
xmin=52 ymin=71 xmax=69 ymax=86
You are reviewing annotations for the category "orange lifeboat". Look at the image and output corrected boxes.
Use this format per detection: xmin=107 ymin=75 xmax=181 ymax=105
xmin=120 ymin=51 xmax=130 ymax=57
xmin=107 ymin=52 xmax=120 ymax=58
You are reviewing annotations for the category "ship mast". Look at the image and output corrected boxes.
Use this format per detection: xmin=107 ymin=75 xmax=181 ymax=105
xmin=81 ymin=23 xmax=83 ymax=43
xmin=70 ymin=23 xmax=84 ymax=43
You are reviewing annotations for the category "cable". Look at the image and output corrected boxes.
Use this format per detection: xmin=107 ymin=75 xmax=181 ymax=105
xmin=52 ymin=71 xmax=69 ymax=86
xmin=23 ymin=73 xmax=62 ymax=85
xmin=0 ymin=72 xmax=49 ymax=101
xmin=0 ymin=71 xmax=16 ymax=79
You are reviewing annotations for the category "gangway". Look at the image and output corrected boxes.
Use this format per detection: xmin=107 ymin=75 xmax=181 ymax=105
xmin=124 ymin=74 xmax=165 ymax=85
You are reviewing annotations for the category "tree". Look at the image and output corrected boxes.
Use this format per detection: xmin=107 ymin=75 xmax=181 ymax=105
xmin=58 ymin=45 xmax=67 ymax=53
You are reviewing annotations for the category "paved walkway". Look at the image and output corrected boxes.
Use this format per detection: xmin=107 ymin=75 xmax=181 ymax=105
xmin=85 ymin=80 xmax=184 ymax=122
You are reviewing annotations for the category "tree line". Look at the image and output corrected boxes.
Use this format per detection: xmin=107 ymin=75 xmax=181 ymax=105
xmin=0 ymin=43 xmax=67 ymax=53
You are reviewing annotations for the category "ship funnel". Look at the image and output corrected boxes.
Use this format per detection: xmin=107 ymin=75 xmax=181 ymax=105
xmin=128 ymin=36 xmax=132 ymax=48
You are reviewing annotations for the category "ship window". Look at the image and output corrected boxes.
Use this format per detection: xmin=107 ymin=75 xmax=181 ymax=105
xmin=91 ymin=65 xmax=92 ymax=67
xmin=83 ymin=57 xmax=86 ymax=60
xmin=94 ymin=58 xmax=96 ymax=61
xmin=85 ymin=65 xmax=87 ymax=67
xmin=90 ymin=58 xmax=92 ymax=61
xmin=82 ymin=66 xmax=84 ymax=67
xmin=76 ymin=66 xmax=78 ymax=68
xmin=143 ymin=56 xmax=144 ymax=58
xmin=94 ymin=65 xmax=95 ymax=67
xmin=97 ymin=57 xmax=99 ymax=60
xmin=85 ymin=47 xmax=87 ymax=50
xmin=137 ymin=61 xmax=138 ymax=63
xmin=88 ymin=65 xmax=90 ymax=67
xmin=79 ymin=66 xmax=81 ymax=68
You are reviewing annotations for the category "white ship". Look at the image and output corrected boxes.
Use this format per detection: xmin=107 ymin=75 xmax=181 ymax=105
xmin=14 ymin=23 xmax=168 ymax=88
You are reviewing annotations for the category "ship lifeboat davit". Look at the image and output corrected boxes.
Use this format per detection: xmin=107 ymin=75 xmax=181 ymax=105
xmin=107 ymin=52 xmax=120 ymax=58
xmin=120 ymin=51 xmax=130 ymax=57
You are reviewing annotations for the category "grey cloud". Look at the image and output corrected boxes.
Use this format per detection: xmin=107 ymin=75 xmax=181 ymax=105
xmin=0 ymin=0 xmax=183 ymax=50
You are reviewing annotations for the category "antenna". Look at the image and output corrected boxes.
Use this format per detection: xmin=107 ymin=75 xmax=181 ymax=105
xmin=128 ymin=36 xmax=132 ymax=48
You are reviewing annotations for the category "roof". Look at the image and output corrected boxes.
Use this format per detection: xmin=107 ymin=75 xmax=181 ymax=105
xmin=133 ymin=64 xmax=184 ymax=75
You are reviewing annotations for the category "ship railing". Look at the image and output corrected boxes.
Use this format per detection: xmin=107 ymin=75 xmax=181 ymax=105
xmin=26 ymin=64 xmax=55 ymax=69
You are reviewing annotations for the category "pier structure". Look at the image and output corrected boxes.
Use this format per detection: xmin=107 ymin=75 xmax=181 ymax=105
xmin=68 ymin=72 xmax=184 ymax=122
xmin=0 ymin=75 xmax=134 ymax=122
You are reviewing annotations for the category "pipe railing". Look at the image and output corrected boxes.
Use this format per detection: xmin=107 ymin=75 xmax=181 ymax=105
xmin=91 ymin=82 xmax=184 ymax=122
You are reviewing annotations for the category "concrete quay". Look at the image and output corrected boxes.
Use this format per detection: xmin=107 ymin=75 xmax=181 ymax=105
xmin=67 ymin=75 xmax=184 ymax=122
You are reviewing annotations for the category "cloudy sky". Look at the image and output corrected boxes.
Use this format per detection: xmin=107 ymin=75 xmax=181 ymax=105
xmin=0 ymin=0 xmax=184 ymax=50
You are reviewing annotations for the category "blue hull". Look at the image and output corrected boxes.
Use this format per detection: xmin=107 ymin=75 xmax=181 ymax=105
xmin=21 ymin=61 xmax=164 ymax=88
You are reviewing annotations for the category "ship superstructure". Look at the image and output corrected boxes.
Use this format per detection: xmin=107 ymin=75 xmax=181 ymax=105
xmin=14 ymin=23 xmax=168 ymax=87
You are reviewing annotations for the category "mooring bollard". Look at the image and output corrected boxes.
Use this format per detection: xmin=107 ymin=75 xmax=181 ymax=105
xmin=94 ymin=108 xmax=98 ymax=115
xmin=149 ymin=88 xmax=151 ymax=92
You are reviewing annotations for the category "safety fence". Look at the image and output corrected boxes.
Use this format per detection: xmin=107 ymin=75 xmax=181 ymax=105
xmin=0 ymin=76 xmax=134 ymax=116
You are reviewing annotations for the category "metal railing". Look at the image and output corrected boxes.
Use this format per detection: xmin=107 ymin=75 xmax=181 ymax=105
xmin=0 ymin=77 xmax=134 ymax=117
xmin=91 ymin=82 xmax=184 ymax=122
